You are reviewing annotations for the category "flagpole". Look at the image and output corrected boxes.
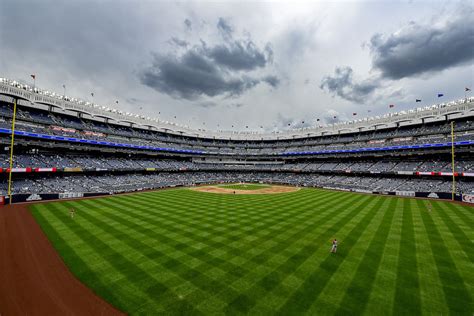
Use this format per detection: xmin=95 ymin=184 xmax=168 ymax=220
xmin=7 ymin=98 xmax=18 ymax=204
xmin=451 ymin=121 xmax=456 ymax=201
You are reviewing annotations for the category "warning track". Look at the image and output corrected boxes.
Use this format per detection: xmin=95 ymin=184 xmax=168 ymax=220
xmin=0 ymin=204 xmax=124 ymax=315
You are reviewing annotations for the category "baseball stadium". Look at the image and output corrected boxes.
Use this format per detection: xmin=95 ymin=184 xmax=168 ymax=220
xmin=1 ymin=1 xmax=473 ymax=315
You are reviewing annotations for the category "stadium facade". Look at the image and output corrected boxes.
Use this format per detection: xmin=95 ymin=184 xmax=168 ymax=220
xmin=0 ymin=78 xmax=473 ymax=203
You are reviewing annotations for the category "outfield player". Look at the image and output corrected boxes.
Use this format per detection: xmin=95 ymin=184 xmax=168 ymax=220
xmin=70 ymin=207 xmax=75 ymax=219
xmin=331 ymin=239 xmax=338 ymax=253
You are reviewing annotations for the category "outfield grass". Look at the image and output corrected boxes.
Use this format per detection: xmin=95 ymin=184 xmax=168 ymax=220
xmin=218 ymin=183 xmax=271 ymax=190
xmin=30 ymin=188 xmax=473 ymax=315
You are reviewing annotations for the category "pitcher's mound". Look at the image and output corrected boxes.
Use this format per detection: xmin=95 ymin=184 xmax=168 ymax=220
xmin=191 ymin=184 xmax=300 ymax=194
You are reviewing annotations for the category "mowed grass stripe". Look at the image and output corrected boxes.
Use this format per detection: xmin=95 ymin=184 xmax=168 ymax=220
xmin=364 ymin=197 xmax=403 ymax=315
xmin=98 ymin=189 xmax=362 ymax=312
xmin=47 ymin=201 xmax=200 ymax=315
xmin=275 ymin=196 xmax=385 ymax=315
xmin=32 ymin=203 xmax=163 ymax=314
xmin=442 ymin=202 xmax=474 ymax=229
xmin=77 ymin=188 xmax=362 ymax=316
xmin=430 ymin=202 xmax=474 ymax=280
xmin=307 ymin=196 xmax=394 ymax=315
xmin=393 ymin=199 xmax=421 ymax=315
xmin=333 ymin=197 xmax=398 ymax=315
xmin=434 ymin=203 xmax=474 ymax=262
xmin=227 ymin=193 xmax=371 ymax=313
xmin=67 ymin=198 xmax=240 ymax=311
xmin=442 ymin=202 xmax=474 ymax=241
xmin=76 ymin=198 xmax=248 ymax=297
xmin=102 ymin=189 xmax=338 ymax=264
xmin=30 ymin=205 xmax=124 ymax=309
xmin=418 ymin=200 xmax=473 ymax=315
xmin=29 ymin=188 xmax=474 ymax=315
xmin=70 ymin=188 xmax=342 ymax=314
xmin=411 ymin=200 xmax=450 ymax=315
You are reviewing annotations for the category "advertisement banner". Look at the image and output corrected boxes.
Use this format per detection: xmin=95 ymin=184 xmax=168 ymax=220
xmin=396 ymin=191 xmax=416 ymax=197
xmin=462 ymin=194 xmax=474 ymax=204
xmin=397 ymin=171 xmax=414 ymax=175
xmin=416 ymin=172 xmax=434 ymax=176
xmin=438 ymin=172 xmax=459 ymax=176
xmin=8 ymin=168 xmax=33 ymax=173
xmin=63 ymin=167 xmax=83 ymax=172
xmin=59 ymin=192 xmax=84 ymax=199
xmin=34 ymin=167 xmax=57 ymax=172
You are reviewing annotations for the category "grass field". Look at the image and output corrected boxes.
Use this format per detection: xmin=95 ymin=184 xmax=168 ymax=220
xmin=218 ymin=183 xmax=271 ymax=190
xmin=30 ymin=188 xmax=473 ymax=315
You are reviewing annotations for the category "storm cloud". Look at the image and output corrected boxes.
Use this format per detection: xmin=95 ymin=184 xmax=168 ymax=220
xmin=369 ymin=12 xmax=474 ymax=79
xmin=140 ymin=18 xmax=278 ymax=100
xmin=206 ymin=41 xmax=271 ymax=71
xmin=140 ymin=50 xmax=265 ymax=99
xmin=320 ymin=67 xmax=379 ymax=103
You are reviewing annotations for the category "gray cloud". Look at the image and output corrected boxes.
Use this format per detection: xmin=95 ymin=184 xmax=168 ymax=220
xmin=228 ymin=102 xmax=244 ymax=108
xmin=275 ymin=113 xmax=312 ymax=130
xmin=169 ymin=37 xmax=189 ymax=48
xmin=217 ymin=17 xmax=234 ymax=39
xmin=197 ymin=101 xmax=217 ymax=108
xmin=369 ymin=12 xmax=474 ymax=79
xmin=184 ymin=18 xmax=192 ymax=31
xmin=140 ymin=18 xmax=278 ymax=100
xmin=140 ymin=50 xmax=264 ymax=99
xmin=320 ymin=67 xmax=379 ymax=103
xmin=206 ymin=40 xmax=271 ymax=71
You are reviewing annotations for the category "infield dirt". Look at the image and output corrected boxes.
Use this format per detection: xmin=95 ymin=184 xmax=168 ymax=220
xmin=191 ymin=184 xmax=300 ymax=194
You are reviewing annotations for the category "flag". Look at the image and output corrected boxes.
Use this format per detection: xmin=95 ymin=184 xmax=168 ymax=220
xmin=416 ymin=99 xmax=421 ymax=102
xmin=466 ymin=87 xmax=471 ymax=92
xmin=30 ymin=74 xmax=36 ymax=80
xmin=353 ymin=112 xmax=357 ymax=116
xmin=389 ymin=104 xmax=395 ymax=108
xmin=437 ymin=93 xmax=444 ymax=97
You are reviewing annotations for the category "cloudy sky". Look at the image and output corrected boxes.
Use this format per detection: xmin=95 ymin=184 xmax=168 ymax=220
xmin=1 ymin=0 xmax=473 ymax=132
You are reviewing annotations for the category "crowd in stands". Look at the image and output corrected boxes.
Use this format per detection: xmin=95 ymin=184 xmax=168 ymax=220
xmin=1 ymin=153 xmax=473 ymax=173
xmin=3 ymin=172 xmax=474 ymax=195
xmin=1 ymin=102 xmax=473 ymax=155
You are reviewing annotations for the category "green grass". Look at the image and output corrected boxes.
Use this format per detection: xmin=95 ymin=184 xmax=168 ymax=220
xmin=29 ymin=188 xmax=473 ymax=315
xmin=218 ymin=183 xmax=271 ymax=190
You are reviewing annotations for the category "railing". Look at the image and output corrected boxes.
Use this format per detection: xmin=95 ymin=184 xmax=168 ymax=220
xmin=1 ymin=78 xmax=473 ymax=140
